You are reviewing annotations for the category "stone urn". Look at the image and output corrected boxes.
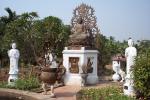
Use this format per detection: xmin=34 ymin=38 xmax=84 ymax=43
xmin=40 ymin=67 xmax=57 ymax=84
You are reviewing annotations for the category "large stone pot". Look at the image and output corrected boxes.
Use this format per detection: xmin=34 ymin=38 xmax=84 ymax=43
xmin=40 ymin=67 xmax=57 ymax=84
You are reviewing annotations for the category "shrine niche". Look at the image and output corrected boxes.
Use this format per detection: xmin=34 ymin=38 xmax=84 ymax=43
xmin=87 ymin=58 xmax=93 ymax=73
xmin=69 ymin=57 xmax=79 ymax=73
xmin=68 ymin=3 xmax=99 ymax=48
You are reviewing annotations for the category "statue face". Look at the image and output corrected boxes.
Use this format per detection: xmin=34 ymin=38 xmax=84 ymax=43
xmin=12 ymin=43 xmax=16 ymax=49
xmin=128 ymin=39 xmax=133 ymax=47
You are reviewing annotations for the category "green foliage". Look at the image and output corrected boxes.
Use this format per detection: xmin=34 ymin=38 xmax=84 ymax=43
xmin=76 ymin=87 xmax=135 ymax=100
xmin=0 ymin=8 xmax=70 ymax=66
xmin=137 ymin=40 xmax=150 ymax=55
xmin=15 ymin=76 xmax=40 ymax=90
xmin=133 ymin=53 xmax=150 ymax=99
xmin=95 ymin=34 xmax=127 ymax=68
xmin=0 ymin=76 xmax=40 ymax=90
xmin=42 ymin=16 xmax=70 ymax=56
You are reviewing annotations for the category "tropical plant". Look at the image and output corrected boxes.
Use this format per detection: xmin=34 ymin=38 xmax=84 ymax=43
xmin=0 ymin=8 xmax=71 ymax=66
xmin=133 ymin=53 xmax=150 ymax=99
xmin=41 ymin=16 xmax=70 ymax=56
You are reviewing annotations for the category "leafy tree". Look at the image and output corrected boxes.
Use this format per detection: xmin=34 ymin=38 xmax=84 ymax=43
xmin=0 ymin=9 xmax=71 ymax=66
xmin=137 ymin=40 xmax=150 ymax=55
xmin=41 ymin=16 xmax=70 ymax=56
xmin=2 ymin=12 xmax=39 ymax=64
xmin=95 ymin=34 xmax=128 ymax=75
xmin=0 ymin=8 xmax=18 ymax=67
xmin=0 ymin=7 xmax=18 ymax=36
xmin=133 ymin=53 xmax=150 ymax=99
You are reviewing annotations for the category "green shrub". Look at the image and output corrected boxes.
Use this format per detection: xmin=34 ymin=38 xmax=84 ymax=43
xmin=76 ymin=87 xmax=135 ymax=100
xmin=133 ymin=54 xmax=150 ymax=99
xmin=0 ymin=81 xmax=17 ymax=89
xmin=0 ymin=76 xmax=40 ymax=90
xmin=15 ymin=76 xmax=40 ymax=90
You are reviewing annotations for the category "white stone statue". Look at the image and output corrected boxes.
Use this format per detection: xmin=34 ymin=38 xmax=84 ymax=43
xmin=112 ymin=60 xmax=125 ymax=82
xmin=124 ymin=38 xmax=137 ymax=96
xmin=8 ymin=43 xmax=20 ymax=85
xmin=125 ymin=38 xmax=137 ymax=78
xmin=45 ymin=52 xmax=58 ymax=68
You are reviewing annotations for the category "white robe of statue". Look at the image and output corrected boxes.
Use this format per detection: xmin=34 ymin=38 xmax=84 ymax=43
xmin=8 ymin=43 xmax=20 ymax=86
xmin=8 ymin=43 xmax=20 ymax=75
xmin=125 ymin=39 xmax=137 ymax=78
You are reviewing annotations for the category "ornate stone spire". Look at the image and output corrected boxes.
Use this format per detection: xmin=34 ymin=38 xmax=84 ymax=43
xmin=71 ymin=3 xmax=99 ymax=36
xmin=68 ymin=3 xmax=100 ymax=48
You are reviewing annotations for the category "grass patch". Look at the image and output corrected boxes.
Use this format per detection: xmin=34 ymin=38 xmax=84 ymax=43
xmin=0 ymin=76 xmax=40 ymax=91
xmin=76 ymin=86 xmax=135 ymax=100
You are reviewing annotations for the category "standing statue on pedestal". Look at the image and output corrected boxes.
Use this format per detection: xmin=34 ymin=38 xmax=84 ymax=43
xmin=8 ymin=43 xmax=20 ymax=86
xmin=123 ymin=38 xmax=137 ymax=96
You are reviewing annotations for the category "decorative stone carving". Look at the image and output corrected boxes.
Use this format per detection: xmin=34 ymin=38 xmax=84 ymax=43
xmin=112 ymin=60 xmax=121 ymax=81
xmin=8 ymin=43 xmax=20 ymax=86
xmin=68 ymin=3 xmax=99 ymax=48
xmin=87 ymin=58 xmax=93 ymax=73
xmin=69 ymin=57 xmax=79 ymax=73
xmin=112 ymin=55 xmax=126 ymax=82
xmin=80 ymin=57 xmax=93 ymax=86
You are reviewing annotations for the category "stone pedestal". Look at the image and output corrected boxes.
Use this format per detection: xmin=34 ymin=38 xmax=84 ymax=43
xmin=62 ymin=47 xmax=99 ymax=86
xmin=123 ymin=76 xmax=135 ymax=96
xmin=8 ymin=74 xmax=18 ymax=86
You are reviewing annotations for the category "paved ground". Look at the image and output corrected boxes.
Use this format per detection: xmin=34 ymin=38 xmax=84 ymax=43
xmin=0 ymin=85 xmax=81 ymax=100
xmin=49 ymin=85 xmax=81 ymax=100
xmin=0 ymin=81 xmax=123 ymax=100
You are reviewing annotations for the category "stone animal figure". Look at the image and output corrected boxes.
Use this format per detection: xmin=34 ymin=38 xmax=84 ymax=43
xmin=112 ymin=60 xmax=125 ymax=82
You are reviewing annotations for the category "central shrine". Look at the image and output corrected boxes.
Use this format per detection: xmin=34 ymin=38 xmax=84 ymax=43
xmin=63 ymin=4 xmax=99 ymax=86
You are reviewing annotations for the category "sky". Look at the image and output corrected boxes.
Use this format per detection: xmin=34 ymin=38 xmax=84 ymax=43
xmin=0 ymin=0 xmax=150 ymax=41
